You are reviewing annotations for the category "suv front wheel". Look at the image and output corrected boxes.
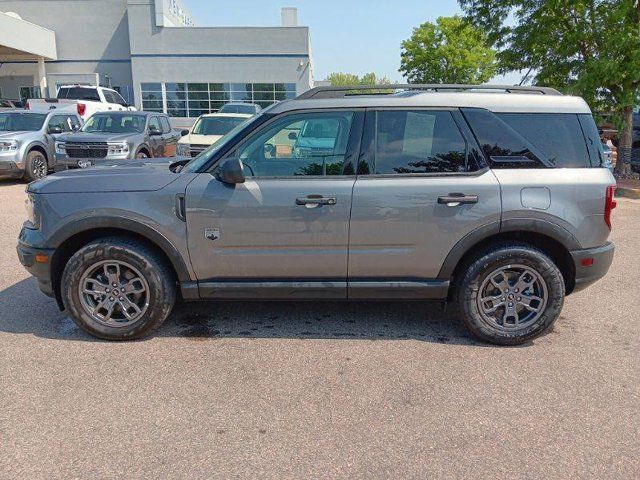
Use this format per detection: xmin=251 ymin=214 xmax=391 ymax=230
xmin=455 ymin=244 xmax=565 ymax=345
xmin=61 ymin=237 xmax=176 ymax=340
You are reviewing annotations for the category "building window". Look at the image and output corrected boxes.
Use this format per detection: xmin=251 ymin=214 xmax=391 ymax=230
xmin=140 ymin=82 xmax=296 ymax=117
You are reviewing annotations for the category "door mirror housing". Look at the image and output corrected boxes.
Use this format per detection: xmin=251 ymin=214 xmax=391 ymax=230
xmin=48 ymin=125 xmax=63 ymax=134
xmin=217 ymin=157 xmax=245 ymax=184
xmin=288 ymin=131 xmax=298 ymax=141
xmin=180 ymin=129 xmax=189 ymax=137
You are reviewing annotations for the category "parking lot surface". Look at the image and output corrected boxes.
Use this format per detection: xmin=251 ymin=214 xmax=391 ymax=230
xmin=0 ymin=179 xmax=638 ymax=479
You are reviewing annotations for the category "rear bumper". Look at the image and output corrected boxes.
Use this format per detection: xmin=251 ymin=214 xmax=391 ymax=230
xmin=570 ymin=241 xmax=615 ymax=292
xmin=16 ymin=239 xmax=55 ymax=298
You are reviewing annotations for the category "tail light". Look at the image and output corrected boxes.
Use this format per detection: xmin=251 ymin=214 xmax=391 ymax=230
xmin=605 ymin=184 xmax=617 ymax=230
xmin=25 ymin=102 xmax=30 ymax=110
xmin=77 ymin=103 xmax=86 ymax=116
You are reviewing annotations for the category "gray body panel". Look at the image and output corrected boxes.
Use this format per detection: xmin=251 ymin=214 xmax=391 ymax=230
xmin=185 ymin=175 xmax=355 ymax=285
xmin=348 ymin=169 xmax=502 ymax=280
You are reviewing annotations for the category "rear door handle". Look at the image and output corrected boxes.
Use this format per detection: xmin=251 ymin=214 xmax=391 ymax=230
xmin=296 ymin=195 xmax=337 ymax=207
xmin=437 ymin=193 xmax=479 ymax=206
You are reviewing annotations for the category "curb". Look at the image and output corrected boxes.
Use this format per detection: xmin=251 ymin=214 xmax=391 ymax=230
xmin=616 ymin=186 xmax=640 ymax=200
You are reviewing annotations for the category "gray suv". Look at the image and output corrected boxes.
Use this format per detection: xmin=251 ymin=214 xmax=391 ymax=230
xmin=17 ymin=85 xmax=616 ymax=345
xmin=0 ymin=110 xmax=82 ymax=181
xmin=54 ymin=111 xmax=186 ymax=170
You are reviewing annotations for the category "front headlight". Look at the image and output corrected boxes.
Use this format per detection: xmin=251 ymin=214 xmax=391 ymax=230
xmin=177 ymin=143 xmax=191 ymax=157
xmin=107 ymin=142 xmax=130 ymax=157
xmin=0 ymin=139 xmax=19 ymax=153
xmin=55 ymin=141 xmax=66 ymax=155
xmin=25 ymin=193 xmax=40 ymax=229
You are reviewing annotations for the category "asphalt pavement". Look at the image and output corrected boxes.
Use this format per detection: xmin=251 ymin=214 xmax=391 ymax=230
xmin=0 ymin=179 xmax=638 ymax=479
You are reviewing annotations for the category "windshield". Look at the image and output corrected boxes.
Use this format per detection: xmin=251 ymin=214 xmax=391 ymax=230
xmin=185 ymin=113 xmax=265 ymax=173
xmin=192 ymin=116 xmax=247 ymax=136
xmin=0 ymin=112 xmax=46 ymax=131
xmin=82 ymin=114 xmax=145 ymax=134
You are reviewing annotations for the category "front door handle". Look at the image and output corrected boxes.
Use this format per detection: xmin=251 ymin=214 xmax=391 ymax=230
xmin=296 ymin=195 xmax=337 ymax=207
xmin=437 ymin=193 xmax=479 ymax=206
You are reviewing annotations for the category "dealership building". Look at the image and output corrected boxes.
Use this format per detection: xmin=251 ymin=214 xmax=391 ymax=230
xmin=0 ymin=0 xmax=314 ymax=119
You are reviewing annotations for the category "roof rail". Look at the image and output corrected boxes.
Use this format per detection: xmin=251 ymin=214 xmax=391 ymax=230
xmin=297 ymin=84 xmax=563 ymax=99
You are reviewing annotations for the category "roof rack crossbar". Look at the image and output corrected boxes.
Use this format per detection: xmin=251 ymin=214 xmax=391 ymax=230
xmin=297 ymin=84 xmax=562 ymax=99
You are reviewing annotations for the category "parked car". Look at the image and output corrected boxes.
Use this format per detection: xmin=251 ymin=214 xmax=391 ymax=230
xmin=18 ymin=84 xmax=616 ymax=345
xmin=0 ymin=99 xmax=25 ymax=110
xmin=218 ymin=102 xmax=262 ymax=115
xmin=0 ymin=110 xmax=82 ymax=181
xmin=53 ymin=111 xmax=187 ymax=170
xmin=26 ymin=85 xmax=135 ymax=121
xmin=177 ymin=112 xmax=252 ymax=157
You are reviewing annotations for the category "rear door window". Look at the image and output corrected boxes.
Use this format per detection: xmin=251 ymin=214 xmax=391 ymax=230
xmin=497 ymin=113 xmax=591 ymax=167
xmin=371 ymin=110 xmax=469 ymax=174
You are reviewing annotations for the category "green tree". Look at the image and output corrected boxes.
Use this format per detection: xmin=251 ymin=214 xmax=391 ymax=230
xmin=327 ymin=72 xmax=392 ymax=86
xmin=399 ymin=16 xmax=497 ymax=84
xmin=459 ymin=0 xmax=640 ymax=174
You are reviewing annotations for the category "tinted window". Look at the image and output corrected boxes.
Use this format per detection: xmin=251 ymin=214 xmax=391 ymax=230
xmin=57 ymin=87 xmax=100 ymax=101
xmin=110 ymin=90 xmax=127 ymax=106
xmin=236 ymin=111 xmax=354 ymax=177
xmin=578 ymin=114 xmax=603 ymax=166
xmin=462 ymin=108 xmax=546 ymax=168
xmin=373 ymin=110 xmax=468 ymax=174
xmin=498 ymin=113 xmax=591 ymax=168
xmin=220 ymin=104 xmax=258 ymax=114
xmin=82 ymin=114 xmax=145 ymax=133
xmin=160 ymin=116 xmax=172 ymax=134
xmin=192 ymin=116 xmax=247 ymax=136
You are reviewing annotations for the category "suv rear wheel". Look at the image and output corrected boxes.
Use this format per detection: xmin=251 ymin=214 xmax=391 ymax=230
xmin=455 ymin=244 xmax=565 ymax=345
xmin=61 ymin=237 xmax=176 ymax=340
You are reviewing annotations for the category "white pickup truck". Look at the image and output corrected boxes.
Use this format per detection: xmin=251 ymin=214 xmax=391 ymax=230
xmin=26 ymin=85 xmax=136 ymax=121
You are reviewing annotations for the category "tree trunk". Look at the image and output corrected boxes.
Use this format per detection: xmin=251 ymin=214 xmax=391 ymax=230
xmin=616 ymin=105 xmax=633 ymax=175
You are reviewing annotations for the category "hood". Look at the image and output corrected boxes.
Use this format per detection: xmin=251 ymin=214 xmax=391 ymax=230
xmin=28 ymin=158 xmax=182 ymax=194
xmin=179 ymin=133 xmax=222 ymax=146
xmin=59 ymin=131 xmax=140 ymax=143
xmin=0 ymin=130 xmax=40 ymax=140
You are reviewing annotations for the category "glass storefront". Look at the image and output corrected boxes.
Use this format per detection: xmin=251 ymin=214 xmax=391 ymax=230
xmin=141 ymin=82 xmax=297 ymax=117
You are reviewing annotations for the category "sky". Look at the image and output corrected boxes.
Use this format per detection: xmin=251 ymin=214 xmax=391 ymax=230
xmin=182 ymin=0 xmax=522 ymax=84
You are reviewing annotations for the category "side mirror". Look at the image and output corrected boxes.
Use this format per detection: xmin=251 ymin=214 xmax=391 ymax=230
xmin=49 ymin=125 xmax=63 ymax=134
xmin=288 ymin=131 xmax=298 ymax=141
xmin=216 ymin=157 xmax=245 ymax=184
xmin=180 ymin=129 xmax=189 ymax=137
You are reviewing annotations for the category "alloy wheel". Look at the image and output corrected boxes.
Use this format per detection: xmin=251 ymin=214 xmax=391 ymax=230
xmin=477 ymin=264 xmax=548 ymax=331
xmin=78 ymin=260 xmax=150 ymax=327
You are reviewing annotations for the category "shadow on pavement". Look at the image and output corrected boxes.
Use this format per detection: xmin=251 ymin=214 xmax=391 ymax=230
xmin=0 ymin=277 xmax=501 ymax=346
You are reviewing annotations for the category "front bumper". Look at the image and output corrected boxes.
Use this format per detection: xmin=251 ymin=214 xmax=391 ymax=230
xmin=570 ymin=241 xmax=615 ymax=292
xmin=16 ymin=239 xmax=55 ymax=297
xmin=54 ymin=153 xmax=131 ymax=171
xmin=0 ymin=159 xmax=24 ymax=178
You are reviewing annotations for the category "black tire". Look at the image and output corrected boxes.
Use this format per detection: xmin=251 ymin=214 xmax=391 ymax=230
xmin=454 ymin=243 xmax=565 ymax=345
xmin=135 ymin=150 xmax=150 ymax=159
xmin=23 ymin=150 xmax=48 ymax=182
xmin=61 ymin=237 xmax=176 ymax=340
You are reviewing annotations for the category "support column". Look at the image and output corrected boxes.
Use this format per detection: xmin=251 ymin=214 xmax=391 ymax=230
xmin=37 ymin=56 xmax=47 ymax=97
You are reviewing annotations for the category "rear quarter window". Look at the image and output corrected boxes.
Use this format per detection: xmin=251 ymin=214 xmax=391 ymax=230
xmin=463 ymin=109 xmax=595 ymax=168
xmin=497 ymin=113 xmax=592 ymax=168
